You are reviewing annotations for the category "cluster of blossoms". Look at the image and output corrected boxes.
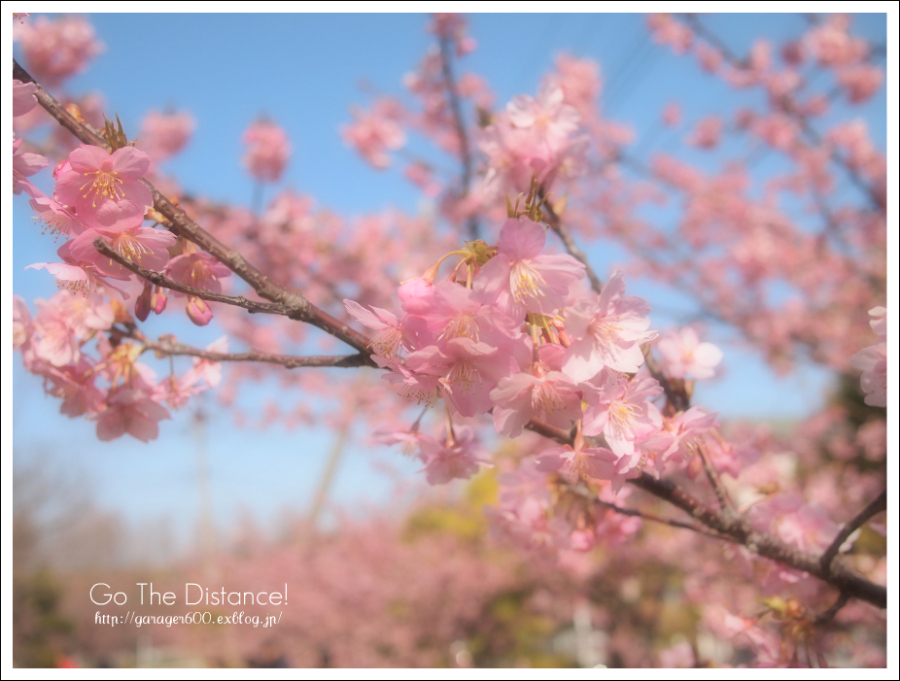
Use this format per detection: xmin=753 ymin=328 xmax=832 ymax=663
xmin=13 ymin=88 xmax=232 ymax=441
xmin=13 ymin=289 xmax=224 ymax=442
xmin=850 ymin=307 xmax=887 ymax=408
xmin=138 ymin=109 xmax=196 ymax=164
xmin=14 ymin=15 xmax=104 ymax=86
xmin=345 ymin=202 xmax=722 ymax=524
xmin=242 ymin=120 xmax=291 ymax=183
xmin=478 ymin=85 xmax=589 ymax=203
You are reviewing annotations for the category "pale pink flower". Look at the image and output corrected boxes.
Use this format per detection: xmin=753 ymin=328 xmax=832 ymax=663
xmin=646 ymin=14 xmax=692 ymax=54
xmin=44 ymin=359 xmax=104 ymax=418
xmin=95 ymin=387 xmax=171 ymax=443
xmin=344 ymin=299 xmax=406 ymax=362
xmin=544 ymin=54 xmax=600 ymax=118
xmin=490 ymin=370 xmax=582 ymax=438
xmin=242 ymin=120 xmax=291 ymax=182
xmin=28 ymin=191 xmax=82 ymax=239
xmin=13 ymin=296 xmax=33 ymax=351
xmin=54 ymin=145 xmax=153 ymax=220
xmin=535 ymin=441 xmax=619 ymax=485
xmin=805 ymin=20 xmax=867 ymax=67
xmin=68 ymin=216 xmax=177 ymax=281
xmin=850 ymin=306 xmax=887 ymax=408
xmin=687 ymin=116 xmax=723 ymax=149
xmin=656 ymin=327 xmax=723 ymax=379
xmin=507 ymin=85 xmax=580 ymax=145
xmin=341 ymin=100 xmax=405 ymax=170
xmin=166 ymin=251 xmax=231 ymax=294
xmin=661 ymin=101 xmax=682 ymax=127
xmin=582 ymin=371 xmax=663 ymax=459
xmin=417 ymin=425 xmax=490 ymax=485
xmin=406 ymin=337 xmax=518 ymax=417
xmin=562 ymin=270 xmax=655 ymax=380
xmin=16 ymin=15 xmax=103 ymax=86
xmin=837 ymin=65 xmax=883 ymax=104
xmin=139 ymin=110 xmax=195 ymax=162
xmin=475 ymin=217 xmax=585 ymax=320
xmin=695 ymin=43 xmax=722 ymax=73
xmin=13 ymin=79 xmax=38 ymax=117
xmin=182 ymin=337 xmax=228 ymax=389
xmin=851 ymin=343 xmax=886 ymax=408
xmin=13 ymin=138 xmax=48 ymax=196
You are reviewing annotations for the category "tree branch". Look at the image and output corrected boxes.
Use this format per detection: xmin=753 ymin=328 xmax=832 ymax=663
xmin=542 ymin=200 xmax=604 ymax=295
xmin=438 ymin=34 xmax=479 ymax=241
xmin=91 ymin=239 xmax=293 ymax=318
xmin=630 ymin=473 xmax=886 ymax=609
xmin=819 ymin=489 xmax=886 ymax=574
xmin=695 ymin=440 xmax=737 ymax=514
xmin=138 ymin=336 xmax=372 ymax=370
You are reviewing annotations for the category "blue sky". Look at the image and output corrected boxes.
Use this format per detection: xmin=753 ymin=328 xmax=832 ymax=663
xmin=7 ymin=12 xmax=891 ymax=547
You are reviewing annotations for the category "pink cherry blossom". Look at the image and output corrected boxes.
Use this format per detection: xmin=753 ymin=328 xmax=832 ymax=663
xmin=562 ymin=270 xmax=655 ymax=380
xmin=54 ymin=144 xmax=153 ymax=220
xmin=688 ymin=116 xmax=723 ymax=149
xmin=13 ymin=138 xmax=48 ymax=196
xmin=535 ymin=440 xmax=619 ymax=486
xmin=139 ymin=109 xmax=195 ymax=162
xmin=582 ymin=371 xmax=663 ymax=459
xmin=16 ymin=15 xmax=103 ymax=86
xmin=341 ymin=100 xmax=406 ymax=169
xmin=490 ymin=370 xmax=582 ymax=438
xmin=13 ymin=79 xmax=38 ymax=117
xmin=656 ymin=326 xmax=723 ymax=380
xmin=95 ymin=387 xmax=171 ymax=443
xmin=242 ymin=120 xmax=291 ymax=182
xmin=417 ymin=425 xmax=490 ymax=485
xmin=475 ymin=217 xmax=585 ymax=320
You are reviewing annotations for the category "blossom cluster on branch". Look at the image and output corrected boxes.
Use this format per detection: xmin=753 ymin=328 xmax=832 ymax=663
xmin=11 ymin=12 xmax=887 ymax=668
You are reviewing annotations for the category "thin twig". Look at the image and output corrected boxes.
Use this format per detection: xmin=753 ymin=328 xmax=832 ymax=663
xmin=138 ymin=336 xmax=372 ymax=370
xmin=695 ymin=440 xmax=737 ymax=514
xmin=815 ymin=592 xmax=850 ymax=624
xmin=438 ymin=34 xmax=480 ymax=241
xmin=542 ymin=200 xmax=604 ymax=295
xmin=679 ymin=15 xmax=885 ymax=211
xmin=594 ymin=498 xmax=731 ymax=542
xmin=91 ymin=239 xmax=290 ymax=317
xmin=819 ymin=490 xmax=886 ymax=574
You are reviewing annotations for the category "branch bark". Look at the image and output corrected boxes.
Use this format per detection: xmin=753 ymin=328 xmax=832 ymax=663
xmin=137 ymin=336 xmax=372 ymax=370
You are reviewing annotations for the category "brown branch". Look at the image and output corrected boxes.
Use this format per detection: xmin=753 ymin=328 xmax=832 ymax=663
xmin=630 ymin=473 xmax=886 ymax=609
xmin=815 ymin=592 xmax=850 ymax=625
xmin=138 ymin=336 xmax=372 ymax=369
xmin=542 ymin=200 xmax=604 ymax=295
xmin=91 ymin=239 xmax=292 ymax=317
xmin=641 ymin=344 xmax=690 ymax=414
xmin=594 ymin=498 xmax=730 ymax=542
xmin=819 ymin=489 xmax=886 ymax=574
xmin=695 ymin=440 xmax=737 ymax=514
xmin=14 ymin=59 xmax=374 ymax=357
xmin=524 ymin=420 xmax=884 ymax=608
xmin=438 ymin=34 xmax=480 ymax=241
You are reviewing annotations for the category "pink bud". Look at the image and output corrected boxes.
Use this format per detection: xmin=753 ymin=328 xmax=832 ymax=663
xmin=152 ymin=288 xmax=168 ymax=315
xmin=135 ymin=283 xmax=152 ymax=322
xmin=186 ymin=296 xmax=213 ymax=326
